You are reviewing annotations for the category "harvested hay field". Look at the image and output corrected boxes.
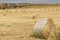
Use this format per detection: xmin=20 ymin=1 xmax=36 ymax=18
xmin=0 ymin=5 xmax=60 ymax=40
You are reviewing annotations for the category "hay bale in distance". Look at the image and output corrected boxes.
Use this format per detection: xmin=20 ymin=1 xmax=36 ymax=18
xmin=33 ymin=18 xmax=56 ymax=39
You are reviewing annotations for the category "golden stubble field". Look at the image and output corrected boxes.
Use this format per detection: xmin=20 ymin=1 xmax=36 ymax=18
xmin=0 ymin=5 xmax=60 ymax=40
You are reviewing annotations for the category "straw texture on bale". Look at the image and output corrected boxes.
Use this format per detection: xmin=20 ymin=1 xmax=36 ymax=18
xmin=33 ymin=18 xmax=56 ymax=40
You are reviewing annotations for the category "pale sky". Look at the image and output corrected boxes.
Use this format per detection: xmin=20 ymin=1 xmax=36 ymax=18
xmin=0 ymin=0 xmax=59 ymax=4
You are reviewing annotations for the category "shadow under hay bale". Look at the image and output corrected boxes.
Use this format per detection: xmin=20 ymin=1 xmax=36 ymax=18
xmin=30 ymin=34 xmax=46 ymax=39
xmin=33 ymin=18 xmax=57 ymax=40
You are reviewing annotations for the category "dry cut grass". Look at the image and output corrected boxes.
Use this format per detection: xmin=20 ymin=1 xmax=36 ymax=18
xmin=0 ymin=5 xmax=60 ymax=40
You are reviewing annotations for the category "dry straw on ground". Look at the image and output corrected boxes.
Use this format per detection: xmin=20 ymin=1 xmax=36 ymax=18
xmin=33 ymin=18 xmax=57 ymax=40
xmin=0 ymin=5 xmax=60 ymax=40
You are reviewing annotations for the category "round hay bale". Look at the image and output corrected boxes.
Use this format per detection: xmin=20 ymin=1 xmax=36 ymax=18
xmin=33 ymin=18 xmax=56 ymax=39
